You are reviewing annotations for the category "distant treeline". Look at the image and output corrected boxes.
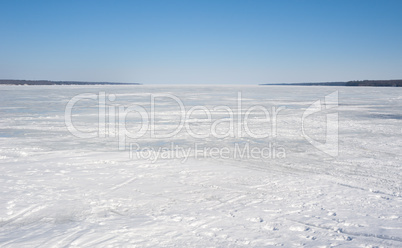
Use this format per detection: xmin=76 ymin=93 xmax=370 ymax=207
xmin=261 ymin=80 xmax=402 ymax=87
xmin=345 ymin=80 xmax=402 ymax=87
xmin=0 ymin=79 xmax=140 ymax=85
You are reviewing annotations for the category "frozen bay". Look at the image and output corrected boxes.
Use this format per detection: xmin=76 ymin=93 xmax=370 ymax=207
xmin=0 ymin=85 xmax=401 ymax=247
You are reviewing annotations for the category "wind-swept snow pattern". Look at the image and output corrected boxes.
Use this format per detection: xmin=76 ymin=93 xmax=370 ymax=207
xmin=0 ymin=85 xmax=401 ymax=247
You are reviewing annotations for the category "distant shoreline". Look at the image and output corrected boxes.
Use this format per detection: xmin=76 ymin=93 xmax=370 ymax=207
xmin=1 ymin=79 xmax=401 ymax=87
xmin=260 ymin=80 xmax=402 ymax=87
xmin=0 ymin=79 xmax=141 ymax=85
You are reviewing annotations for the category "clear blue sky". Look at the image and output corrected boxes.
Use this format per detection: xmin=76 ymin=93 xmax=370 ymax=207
xmin=1 ymin=0 xmax=401 ymax=84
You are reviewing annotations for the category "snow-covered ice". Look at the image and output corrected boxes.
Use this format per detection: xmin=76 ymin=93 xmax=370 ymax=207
xmin=0 ymin=85 xmax=401 ymax=247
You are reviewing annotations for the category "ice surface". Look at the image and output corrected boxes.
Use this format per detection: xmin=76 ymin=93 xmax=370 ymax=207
xmin=0 ymin=85 xmax=401 ymax=247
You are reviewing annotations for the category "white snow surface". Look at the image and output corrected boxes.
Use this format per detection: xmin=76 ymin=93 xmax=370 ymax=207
xmin=0 ymin=85 xmax=401 ymax=247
